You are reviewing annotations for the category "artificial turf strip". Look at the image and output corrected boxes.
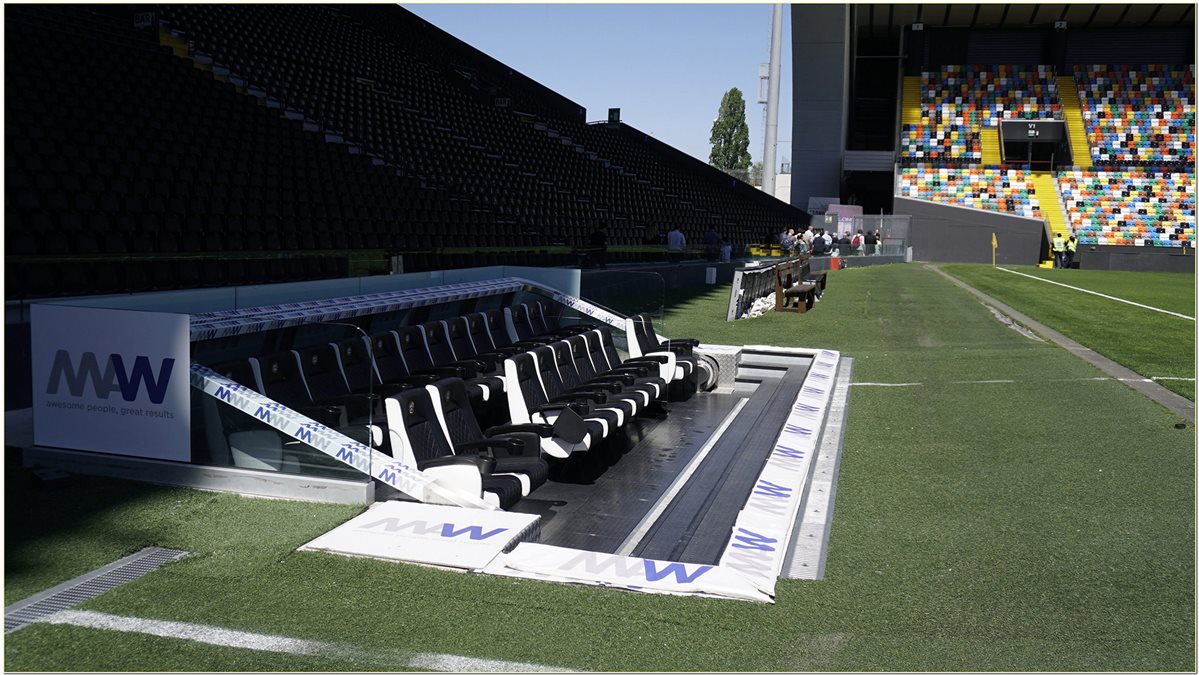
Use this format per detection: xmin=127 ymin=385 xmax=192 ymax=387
xmin=1000 ymin=266 xmax=1196 ymax=316
xmin=940 ymin=263 xmax=1195 ymax=400
xmin=5 ymin=264 xmax=1195 ymax=671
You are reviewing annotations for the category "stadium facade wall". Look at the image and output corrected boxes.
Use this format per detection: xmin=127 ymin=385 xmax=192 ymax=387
xmin=790 ymin=4 xmax=850 ymax=210
xmin=894 ymin=196 xmax=1045 ymax=265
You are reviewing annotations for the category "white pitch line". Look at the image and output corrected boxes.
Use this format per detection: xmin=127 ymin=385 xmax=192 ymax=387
xmin=996 ymin=267 xmax=1196 ymax=321
xmin=41 ymin=610 xmax=568 ymax=672
xmin=849 ymin=382 xmax=923 ymax=387
xmin=1153 ymin=376 xmax=1196 ymax=381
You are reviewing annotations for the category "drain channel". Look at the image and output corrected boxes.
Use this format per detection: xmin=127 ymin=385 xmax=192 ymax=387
xmin=5 ymin=547 xmax=189 ymax=633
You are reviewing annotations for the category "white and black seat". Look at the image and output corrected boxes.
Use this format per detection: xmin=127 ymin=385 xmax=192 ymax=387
xmin=592 ymin=325 xmax=678 ymax=386
xmin=530 ymin=300 xmax=593 ymax=337
xmin=385 ymin=387 xmax=524 ymax=509
xmin=425 ymin=378 xmax=550 ymax=496
xmin=393 ymin=325 xmax=499 ymax=404
xmin=249 ymin=350 xmax=381 ymax=448
xmin=624 ymin=314 xmax=699 ymax=399
xmin=368 ymin=331 xmax=441 ymax=388
xmin=567 ymin=333 xmax=664 ymax=408
xmin=504 ymin=350 xmax=611 ymax=458
xmin=547 ymin=339 xmax=643 ymax=420
xmin=420 ymin=320 xmax=506 ymax=403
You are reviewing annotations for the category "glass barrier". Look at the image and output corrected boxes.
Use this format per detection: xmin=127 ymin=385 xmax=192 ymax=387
xmin=190 ymin=381 xmax=373 ymax=483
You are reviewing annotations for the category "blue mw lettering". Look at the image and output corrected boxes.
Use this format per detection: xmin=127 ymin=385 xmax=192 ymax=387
xmin=439 ymin=523 xmax=509 ymax=540
xmin=213 ymin=386 xmax=234 ymax=403
xmin=361 ymin=518 xmax=440 ymax=534
xmin=722 ymin=545 xmax=774 ymax=576
xmin=731 ymin=528 xmax=777 ymax=551
xmin=641 ymin=560 xmax=712 ymax=584
xmin=254 ymin=406 xmax=271 ymax=423
xmin=774 ymin=445 xmax=805 ymax=460
xmin=294 ymin=426 xmax=314 ymax=444
xmin=560 ymin=552 xmax=641 ymax=577
xmin=375 ymin=465 xmax=397 ymax=484
xmin=753 ymin=480 xmax=793 ymax=499
xmin=110 ymin=355 xmax=174 ymax=404
xmin=46 ymin=350 xmax=118 ymax=398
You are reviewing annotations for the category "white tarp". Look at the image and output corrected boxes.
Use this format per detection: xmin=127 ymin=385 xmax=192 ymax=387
xmin=716 ymin=349 xmax=840 ymax=595
xmin=483 ymin=543 xmax=770 ymax=603
xmin=299 ymin=501 xmax=539 ymax=570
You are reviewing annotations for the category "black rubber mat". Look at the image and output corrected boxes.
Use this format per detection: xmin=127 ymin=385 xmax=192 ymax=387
xmin=511 ymin=392 xmax=743 ymax=553
xmin=631 ymin=366 xmax=809 ymax=564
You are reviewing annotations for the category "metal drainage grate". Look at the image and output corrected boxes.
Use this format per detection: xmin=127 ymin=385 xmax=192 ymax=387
xmin=5 ymin=547 xmax=189 ymax=633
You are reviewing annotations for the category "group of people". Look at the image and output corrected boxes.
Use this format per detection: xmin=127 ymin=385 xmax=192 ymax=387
xmin=1051 ymin=232 xmax=1079 ymax=269
xmin=780 ymin=225 xmax=881 ymax=257
xmin=664 ymin=225 xmax=732 ymax=263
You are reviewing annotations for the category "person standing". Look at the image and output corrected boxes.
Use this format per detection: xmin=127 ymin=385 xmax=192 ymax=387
xmin=802 ymin=225 xmax=815 ymax=248
xmin=666 ymin=225 xmax=686 ymax=262
xmin=1051 ymin=232 xmax=1066 ymax=268
xmin=588 ymin=223 xmax=608 ymax=268
xmin=703 ymin=227 xmax=720 ymax=262
xmin=864 ymin=229 xmax=878 ymax=256
xmin=1064 ymin=234 xmax=1077 ymax=269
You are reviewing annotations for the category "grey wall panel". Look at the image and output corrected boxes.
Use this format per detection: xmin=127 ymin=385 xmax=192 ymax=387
xmin=790 ymin=5 xmax=849 ymax=210
xmin=1077 ymin=246 xmax=1197 ymax=273
xmin=894 ymin=197 xmax=1046 ymax=265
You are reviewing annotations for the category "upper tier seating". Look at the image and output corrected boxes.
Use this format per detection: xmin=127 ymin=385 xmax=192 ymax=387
xmin=1075 ymin=64 xmax=1195 ymax=167
xmin=899 ymin=125 xmax=981 ymax=164
xmin=896 ymin=167 xmax=1043 ymax=219
xmin=1058 ymin=170 xmax=1195 ymax=247
xmin=917 ymin=65 xmax=1060 ymax=129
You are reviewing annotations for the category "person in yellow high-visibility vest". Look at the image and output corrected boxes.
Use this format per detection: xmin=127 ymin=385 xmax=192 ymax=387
xmin=1064 ymin=234 xmax=1077 ymax=269
xmin=1051 ymin=233 xmax=1067 ymax=268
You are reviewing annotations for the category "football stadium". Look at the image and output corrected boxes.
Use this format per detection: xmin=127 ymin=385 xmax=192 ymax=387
xmin=4 ymin=3 xmax=1195 ymax=672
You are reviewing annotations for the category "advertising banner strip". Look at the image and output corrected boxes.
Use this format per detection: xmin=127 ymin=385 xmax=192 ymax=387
xmin=299 ymin=501 xmax=539 ymax=571
xmin=190 ymin=364 xmax=495 ymax=510
xmin=190 ymin=279 xmax=528 ymax=340
xmin=716 ymin=350 xmax=840 ymax=596
xmin=483 ymin=543 xmax=771 ymax=603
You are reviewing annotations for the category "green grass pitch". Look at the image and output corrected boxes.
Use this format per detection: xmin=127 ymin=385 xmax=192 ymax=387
xmin=5 ymin=263 xmax=1194 ymax=672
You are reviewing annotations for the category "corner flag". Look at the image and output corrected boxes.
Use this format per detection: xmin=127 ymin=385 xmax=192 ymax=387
xmin=991 ymin=232 xmax=997 ymax=266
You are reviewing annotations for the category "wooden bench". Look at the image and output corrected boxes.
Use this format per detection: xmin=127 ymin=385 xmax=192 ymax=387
xmin=774 ymin=260 xmax=817 ymax=313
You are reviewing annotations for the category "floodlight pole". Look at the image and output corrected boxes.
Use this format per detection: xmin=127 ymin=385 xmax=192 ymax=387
xmin=762 ymin=4 xmax=783 ymax=198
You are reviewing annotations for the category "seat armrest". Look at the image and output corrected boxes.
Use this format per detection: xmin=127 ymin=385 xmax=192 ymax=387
xmin=485 ymin=422 xmax=554 ymax=438
xmin=573 ymin=380 xmax=622 ymax=393
xmin=418 ymin=454 xmax=495 ymax=474
xmin=551 ymin=391 xmax=607 ymax=404
xmin=455 ymin=438 xmax=523 ymax=455
xmin=587 ymin=373 xmax=635 ymax=386
xmin=418 ymin=365 xmax=469 ymax=379
xmin=533 ymin=401 xmax=591 ymax=417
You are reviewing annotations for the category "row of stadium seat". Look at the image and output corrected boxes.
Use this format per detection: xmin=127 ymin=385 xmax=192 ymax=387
xmin=896 ymin=166 xmax=1044 ymax=218
xmin=915 ymin=65 xmax=1060 ymax=128
xmin=1075 ymin=64 xmax=1195 ymax=166
xmin=202 ymin=302 xmax=698 ymax=508
xmin=1058 ymin=170 xmax=1195 ymax=247
xmin=899 ymin=124 xmax=982 ymax=163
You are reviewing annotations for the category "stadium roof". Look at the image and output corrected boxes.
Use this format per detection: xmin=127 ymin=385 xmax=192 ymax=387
xmin=856 ymin=3 xmax=1195 ymax=31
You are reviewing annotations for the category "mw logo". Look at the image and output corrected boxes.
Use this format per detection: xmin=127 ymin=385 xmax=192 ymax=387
xmin=46 ymin=350 xmax=174 ymax=404
xmin=361 ymin=518 xmax=508 ymax=541
xmin=560 ymin=552 xmax=712 ymax=584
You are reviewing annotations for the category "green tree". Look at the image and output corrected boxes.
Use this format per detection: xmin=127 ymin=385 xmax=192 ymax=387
xmin=709 ymin=87 xmax=752 ymax=182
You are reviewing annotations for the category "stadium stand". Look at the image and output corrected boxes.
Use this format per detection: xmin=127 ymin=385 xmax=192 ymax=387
xmin=1058 ymin=170 xmax=1196 ymax=247
xmin=5 ymin=4 xmax=809 ymax=301
xmin=895 ymin=59 xmax=1194 ymax=263
xmin=1075 ymin=64 xmax=1195 ymax=167
xmin=896 ymin=166 xmax=1044 ymax=218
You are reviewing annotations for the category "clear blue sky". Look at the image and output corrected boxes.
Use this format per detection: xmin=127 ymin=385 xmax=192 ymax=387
xmin=402 ymin=3 xmax=792 ymax=169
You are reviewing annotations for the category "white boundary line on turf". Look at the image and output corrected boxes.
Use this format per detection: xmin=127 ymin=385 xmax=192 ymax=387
xmin=40 ymin=610 xmax=570 ymax=672
xmin=996 ymin=267 xmax=1196 ymax=321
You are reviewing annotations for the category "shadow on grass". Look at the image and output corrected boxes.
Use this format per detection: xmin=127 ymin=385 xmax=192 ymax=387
xmin=4 ymin=446 xmax=173 ymax=583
